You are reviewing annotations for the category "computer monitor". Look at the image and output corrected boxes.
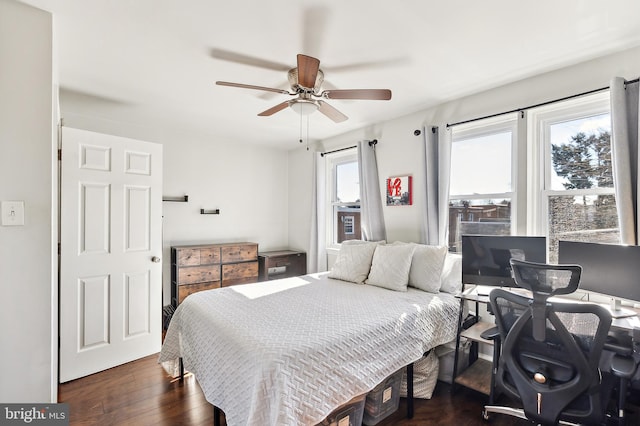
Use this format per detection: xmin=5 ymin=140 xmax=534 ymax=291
xmin=462 ymin=235 xmax=547 ymax=287
xmin=558 ymin=240 xmax=640 ymax=317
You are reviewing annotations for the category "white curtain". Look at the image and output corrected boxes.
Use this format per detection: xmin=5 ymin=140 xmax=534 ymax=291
xmin=358 ymin=140 xmax=387 ymax=241
xmin=421 ymin=126 xmax=451 ymax=246
xmin=610 ymin=77 xmax=640 ymax=245
xmin=308 ymin=152 xmax=327 ymax=272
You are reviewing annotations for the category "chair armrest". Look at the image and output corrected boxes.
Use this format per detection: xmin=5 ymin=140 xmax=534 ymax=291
xmin=604 ymin=341 xmax=633 ymax=357
xmin=610 ymin=354 xmax=637 ymax=380
xmin=480 ymin=326 xmax=500 ymax=341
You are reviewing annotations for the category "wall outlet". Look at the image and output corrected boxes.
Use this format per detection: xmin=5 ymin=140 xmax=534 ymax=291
xmin=1 ymin=201 xmax=25 ymax=226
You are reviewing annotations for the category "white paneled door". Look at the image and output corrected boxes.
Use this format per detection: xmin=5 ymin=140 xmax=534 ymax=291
xmin=60 ymin=127 xmax=163 ymax=382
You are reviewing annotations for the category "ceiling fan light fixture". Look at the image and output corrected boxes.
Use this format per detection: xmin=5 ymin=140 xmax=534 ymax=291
xmin=289 ymin=99 xmax=319 ymax=115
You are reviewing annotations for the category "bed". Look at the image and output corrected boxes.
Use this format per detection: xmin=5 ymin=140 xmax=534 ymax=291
xmin=159 ymin=243 xmax=462 ymax=426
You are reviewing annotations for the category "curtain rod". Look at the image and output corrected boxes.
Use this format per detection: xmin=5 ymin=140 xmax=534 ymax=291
xmin=320 ymin=139 xmax=377 ymax=157
xmin=446 ymin=78 xmax=640 ymax=129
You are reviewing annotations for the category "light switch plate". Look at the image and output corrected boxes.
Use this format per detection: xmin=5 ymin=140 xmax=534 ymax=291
xmin=1 ymin=201 xmax=25 ymax=226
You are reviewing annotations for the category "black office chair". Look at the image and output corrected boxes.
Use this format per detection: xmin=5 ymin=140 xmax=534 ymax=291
xmin=482 ymin=259 xmax=632 ymax=426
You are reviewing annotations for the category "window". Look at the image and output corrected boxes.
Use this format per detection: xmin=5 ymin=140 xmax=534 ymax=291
xmin=326 ymin=149 xmax=361 ymax=246
xmin=449 ymin=115 xmax=518 ymax=251
xmin=529 ymin=92 xmax=619 ymax=262
xmin=447 ymin=92 xmax=620 ymax=261
xmin=343 ymin=216 xmax=355 ymax=235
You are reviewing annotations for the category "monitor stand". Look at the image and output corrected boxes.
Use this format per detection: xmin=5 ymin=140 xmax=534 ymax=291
xmin=608 ymin=298 xmax=638 ymax=319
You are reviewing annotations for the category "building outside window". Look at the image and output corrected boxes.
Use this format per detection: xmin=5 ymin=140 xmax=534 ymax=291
xmin=343 ymin=215 xmax=355 ymax=234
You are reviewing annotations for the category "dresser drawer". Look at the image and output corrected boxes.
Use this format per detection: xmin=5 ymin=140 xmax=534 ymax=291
xmin=177 ymin=248 xmax=201 ymax=266
xmin=200 ymin=247 xmax=221 ymax=264
xmin=178 ymin=281 xmax=220 ymax=303
xmin=221 ymin=244 xmax=258 ymax=263
xmin=177 ymin=247 xmax=221 ymax=267
xmin=222 ymin=261 xmax=258 ymax=281
xmin=177 ymin=265 xmax=221 ymax=284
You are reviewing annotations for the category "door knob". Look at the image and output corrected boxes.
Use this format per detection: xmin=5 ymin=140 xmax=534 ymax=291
xmin=151 ymin=256 xmax=161 ymax=263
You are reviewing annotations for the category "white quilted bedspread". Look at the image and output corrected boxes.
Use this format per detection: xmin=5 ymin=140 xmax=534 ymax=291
xmin=159 ymin=272 xmax=460 ymax=426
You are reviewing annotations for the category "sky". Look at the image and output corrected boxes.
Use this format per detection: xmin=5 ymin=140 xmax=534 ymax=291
xmin=336 ymin=161 xmax=359 ymax=202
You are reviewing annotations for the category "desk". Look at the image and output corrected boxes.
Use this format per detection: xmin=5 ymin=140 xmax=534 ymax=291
xmin=452 ymin=285 xmax=640 ymax=396
xmin=463 ymin=284 xmax=640 ymax=333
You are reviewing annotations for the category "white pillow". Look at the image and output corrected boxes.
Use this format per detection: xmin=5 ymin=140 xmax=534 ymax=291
xmin=328 ymin=242 xmax=378 ymax=284
xmin=366 ymin=243 xmax=416 ymax=291
xmin=408 ymin=244 xmax=448 ymax=293
xmin=440 ymin=253 xmax=462 ymax=293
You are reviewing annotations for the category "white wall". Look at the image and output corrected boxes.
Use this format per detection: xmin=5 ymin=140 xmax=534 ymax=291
xmin=160 ymin=137 xmax=289 ymax=304
xmin=0 ymin=0 xmax=55 ymax=403
xmin=289 ymin=45 xmax=640 ymax=266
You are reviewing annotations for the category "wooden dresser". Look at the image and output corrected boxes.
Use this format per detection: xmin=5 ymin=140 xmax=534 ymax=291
xmin=258 ymin=250 xmax=307 ymax=281
xmin=171 ymin=242 xmax=259 ymax=306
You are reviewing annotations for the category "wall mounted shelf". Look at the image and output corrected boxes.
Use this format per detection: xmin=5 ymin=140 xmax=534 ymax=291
xmin=163 ymin=195 xmax=189 ymax=202
xmin=200 ymin=209 xmax=220 ymax=215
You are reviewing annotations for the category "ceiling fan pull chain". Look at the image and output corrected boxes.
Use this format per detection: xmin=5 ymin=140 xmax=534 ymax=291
xmin=306 ymin=115 xmax=310 ymax=151
xmin=299 ymin=110 xmax=303 ymax=144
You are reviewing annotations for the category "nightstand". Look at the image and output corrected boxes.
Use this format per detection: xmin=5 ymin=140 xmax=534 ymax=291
xmin=258 ymin=250 xmax=306 ymax=281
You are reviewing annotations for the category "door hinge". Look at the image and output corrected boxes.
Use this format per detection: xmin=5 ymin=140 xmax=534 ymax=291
xmin=58 ymin=149 xmax=62 ymax=161
xmin=58 ymin=242 xmax=61 ymax=255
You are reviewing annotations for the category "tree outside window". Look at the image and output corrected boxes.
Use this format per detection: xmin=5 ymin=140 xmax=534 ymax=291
xmin=545 ymin=112 xmax=619 ymax=262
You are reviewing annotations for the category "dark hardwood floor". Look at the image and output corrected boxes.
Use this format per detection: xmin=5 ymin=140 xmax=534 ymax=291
xmin=59 ymin=354 xmax=639 ymax=425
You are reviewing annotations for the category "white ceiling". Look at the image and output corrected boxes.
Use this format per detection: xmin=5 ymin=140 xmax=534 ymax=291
xmin=20 ymin=0 xmax=640 ymax=149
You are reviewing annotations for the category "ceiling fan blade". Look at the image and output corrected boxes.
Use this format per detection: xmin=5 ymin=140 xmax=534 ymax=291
xmin=297 ymin=54 xmax=320 ymax=89
xmin=209 ymin=48 xmax=290 ymax=71
xmin=323 ymin=57 xmax=408 ymax=73
xmin=257 ymin=80 xmax=291 ymax=100
xmin=318 ymin=100 xmax=348 ymax=123
xmin=216 ymin=81 xmax=292 ymax=95
xmin=258 ymin=101 xmax=290 ymax=117
xmin=321 ymin=89 xmax=392 ymax=100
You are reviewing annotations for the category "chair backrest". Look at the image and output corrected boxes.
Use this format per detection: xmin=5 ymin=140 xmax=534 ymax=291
xmin=509 ymin=258 xmax=582 ymax=296
xmin=490 ymin=259 xmax=612 ymax=425
xmin=509 ymin=259 xmax=583 ymax=341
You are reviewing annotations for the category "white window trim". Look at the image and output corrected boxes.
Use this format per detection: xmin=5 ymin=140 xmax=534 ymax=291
xmin=526 ymin=91 xmax=611 ymax=237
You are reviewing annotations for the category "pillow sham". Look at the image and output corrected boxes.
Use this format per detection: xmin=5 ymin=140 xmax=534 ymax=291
xmin=440 ymin=253 xmax=462 ymax=293
xmin=408 ymin=244 xmax=448 ymax=293
xmin=328 ymin=241 xmax=378 ymax=284
xmin=365 ymin=243 xmax=416 ymax=291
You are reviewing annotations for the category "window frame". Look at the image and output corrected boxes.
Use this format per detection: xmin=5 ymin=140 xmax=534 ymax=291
xmin=527 ymin=91 xmax=614 ymax=238
xmin=449 ymin=114 xmax=520 ymax=239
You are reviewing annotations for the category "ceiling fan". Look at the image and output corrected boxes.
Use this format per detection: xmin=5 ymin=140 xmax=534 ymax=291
xmin=215 ymin=54 xmax=392 ymax=123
